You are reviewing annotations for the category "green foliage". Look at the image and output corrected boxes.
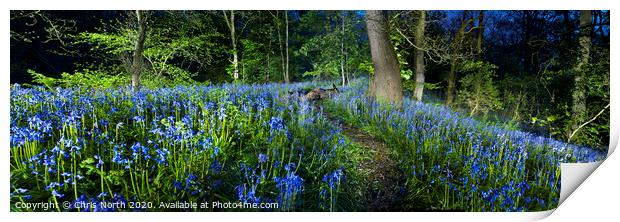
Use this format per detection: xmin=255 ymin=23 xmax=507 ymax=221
xmin=298 ymin=23 xmax=341 ymax=78
xmin=423 ymin=82 xmax=442 ymax=91
xmin=77 ymin=32 xmax=133 ymax=55
xmin=571 ymin=47 xmax=610 ymax=149
xmin=238 ymin=37 xmax=280 ymax=83
xmin=456 ymin=60 xmax=503 ymax=117
xmin=357 ymin=60 xmax=374 ymax=75
xmin=389 ymin=25 xmax=414 ymax=80
xmin=76 ymin=11 xmax=225 ymax=87
xmin=298 ymin=11 xmax=370 ymax=80
xmin=139 ymin=70 xmax=201 ymax=89
xmin=517 ymin=46 xmax=610 ymax=149
xmin=28 ymin=69 xmax=127 ymax=89
xmin=403 ymin=80 xmax=443 ymax=96
xmin=28 ymin=69 xmax=57 ymax=88
xmin=498 ymin=75 xmax=536 ymax=122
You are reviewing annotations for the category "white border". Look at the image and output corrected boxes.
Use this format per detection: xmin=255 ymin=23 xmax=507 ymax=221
xmin=1 ymin=0 xmax=614 ymax=10
xmin=2 ymin=1 xmax=618 ymax=222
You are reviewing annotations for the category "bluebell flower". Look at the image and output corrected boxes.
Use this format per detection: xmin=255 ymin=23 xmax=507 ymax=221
xmin=274 ymin=165 xmax=304 ymax=210
xmin=97 ymin=192 xmax=109 ymax=199
xmin=94 ymin=155 xmax=104 ymax=168
xmin=173 ymin=181 xmax=183 ymax=190
xmin=258 ymin=153 xmax=268 ymax=163
xmin=51 ymin=190 xmax=64 ymax=198
xmin=322 ymin=167 xmax=345 ymax=190
xmin=154 ymin=148 xmax=170 ymax=165
xmin=209 ymin=160 xmax=222 ymax=174
xmin=199 ymin=137 xmax=213 ymax=150
xmin=112 ymin=193 xmax=127 ymax=205
xmin=269 ymin=117 xmax=286 ymax=132
xmin=45 ymin=182 xmax=62 ymax=190
xmin=338 ymin=137 xmax=346 ymax=146
xmin=132 ymin=115 xmax=145 ymax=123
xmin=72 ymin=195 xmax=92 ymax=211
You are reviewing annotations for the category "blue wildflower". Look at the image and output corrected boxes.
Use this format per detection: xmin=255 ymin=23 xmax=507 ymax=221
xmin=258 ymin=153 xmax=268 ymax=163
xmin=51 ymin=190 xmax=64 ymax=198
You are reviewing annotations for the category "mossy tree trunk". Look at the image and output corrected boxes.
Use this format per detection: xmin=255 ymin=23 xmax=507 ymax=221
xmin=571 ymin=10 xmax=592 ymax=136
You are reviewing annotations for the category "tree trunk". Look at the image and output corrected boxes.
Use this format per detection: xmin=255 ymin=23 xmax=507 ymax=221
xmin=341 ymin=11 xmax=347 ymax=86
xmin=561 ymin=11 xmax=573 ymax=70
xmin=571 ymin=10 xmax=591 ymax=135
xmin=224 ymin=10 xmax=239 ymax=80
xmin=413 ymin=11 xmax=426 ymax=101
xmin=266 ymin=29 xmax=271 ymax=82
xmin=476 ymin=10 xmax=484 ymax=57
xmin=365 ymin=10 xmax=403 ymax=104
xmin=131 ymin=10 xmax=148 ymax=90
xmin=446 ymin=11 xmax=468 ymax=105
xmin=446 ymin=60 xmax=457 ymax=105
xmin=522 ymin=11 xmax=534 ymax=74
xmin=563 ymin=11 xmax=572 ymax=42
xmin=285 ymin=10 xmax=290 ymax=83
xmin=275 ymin=11 xmax=286 ymax=82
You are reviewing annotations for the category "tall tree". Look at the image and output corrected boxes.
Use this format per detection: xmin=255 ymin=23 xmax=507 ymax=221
xmin=446 ymin=11 xmax=471 ymax=105
xmin=365 ymin=10 xmax=403 ymax=104
xmin=285 ymin=10 xmax=290 ymax=83
xmin=341 ymin=11 xmax=347 ymax=86
xmin=266 ymin=26 xmax=272 ymax=82
xmin=223 ymin=10 xmax=239 ymax=80
xmin=476 ymin=10 xmax=484 ymax=57
xmin=413 ymin=11 xmax=426 ymax=101
xmin=269 ymin=11 xmax=287 ymax=83
xmin=130 ymin=10 xmax=148 ymax=90
xmin=571 ymin=10 xmax=592 ymax=134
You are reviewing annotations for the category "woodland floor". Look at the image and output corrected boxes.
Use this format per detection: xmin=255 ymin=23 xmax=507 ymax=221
xmin=319 ymin=104 xmax=404 ymax=211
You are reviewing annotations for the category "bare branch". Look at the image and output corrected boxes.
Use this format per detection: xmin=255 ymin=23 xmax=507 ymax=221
xmin=568 ymin=103 xmax=610 ymax=143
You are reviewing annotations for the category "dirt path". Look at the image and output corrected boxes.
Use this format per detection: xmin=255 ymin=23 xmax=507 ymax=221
xmin=320 ymin=106 xmax=404 ymax=211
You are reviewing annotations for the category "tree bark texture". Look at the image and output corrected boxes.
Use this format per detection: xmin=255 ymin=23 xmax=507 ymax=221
xmin=413 ymin=11 xmax=426 ymax=101
xmin=476 ymin=10 xmax=484 ymax=57
xmin=131 ymin=10 xmax=148 ymax=90
xmin=224 ymin=10 xmax=239 ymax=80
xmin=572 ymin=10 xmax=591 ymax=133
xmin=365 ymin=10 xmax=403 ymax=104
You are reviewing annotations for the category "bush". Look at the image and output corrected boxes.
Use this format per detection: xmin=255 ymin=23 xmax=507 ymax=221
xmin=28 ymin=69 xmax=127 ymax=89
xmin=456 ymin=60 xmax=503 ymax=117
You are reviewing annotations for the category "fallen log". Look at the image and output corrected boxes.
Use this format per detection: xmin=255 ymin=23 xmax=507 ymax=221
xmin=304 ymin=83 xmax=339 ymax=101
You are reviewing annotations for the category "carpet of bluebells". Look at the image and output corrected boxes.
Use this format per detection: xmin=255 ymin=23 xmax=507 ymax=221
xmin=323 ymin=79 xmax=606 ymax=211
xmin=10 ymin=82 xmax=364 ymax=212
xmin=10 ymin=79 xmax=606 ymax=212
